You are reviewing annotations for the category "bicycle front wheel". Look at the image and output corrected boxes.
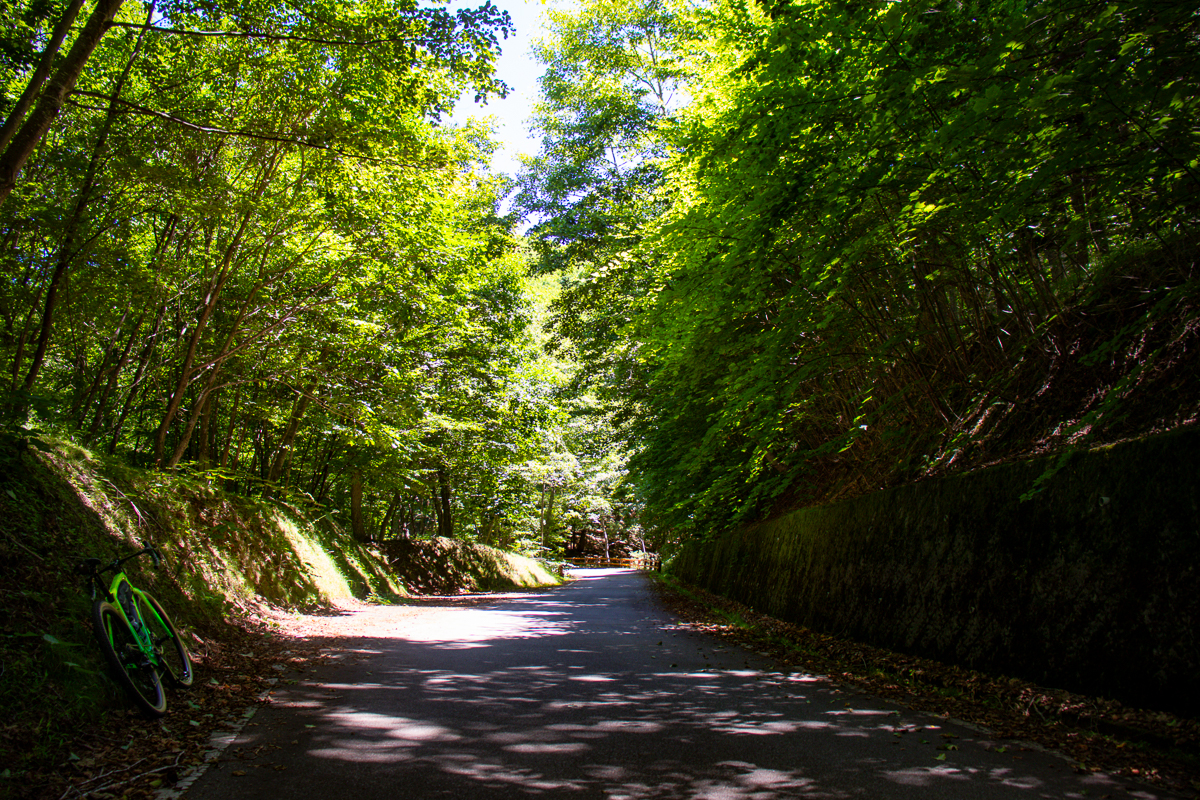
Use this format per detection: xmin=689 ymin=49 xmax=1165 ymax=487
xmin=138 ymin=593 xmax=194 ymax=688
xmin=93 ymin=600 xmax=166 ymax=718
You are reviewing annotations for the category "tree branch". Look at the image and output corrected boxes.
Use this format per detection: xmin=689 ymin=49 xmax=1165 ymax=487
xmin=0 ymin=0 xmax=88 ymax=155
xmin=66 ymin=91 xmax=447 ymax=169
xmin=107 ymin=21 xmax=425 ymax=48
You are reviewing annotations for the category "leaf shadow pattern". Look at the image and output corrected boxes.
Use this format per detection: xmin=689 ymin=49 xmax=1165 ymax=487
xmin=180 ymin=570 xmax=1167 ymax=800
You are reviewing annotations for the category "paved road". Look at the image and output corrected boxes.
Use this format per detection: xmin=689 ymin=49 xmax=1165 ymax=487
xmin=181 ymin=569 xmax=1169 ymax=799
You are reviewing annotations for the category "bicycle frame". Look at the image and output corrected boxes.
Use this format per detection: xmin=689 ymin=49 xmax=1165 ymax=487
xmin=86 ymin=548 xmax=169 ymax=673
xmin=107 ymin=574 xmax=160 ymax=668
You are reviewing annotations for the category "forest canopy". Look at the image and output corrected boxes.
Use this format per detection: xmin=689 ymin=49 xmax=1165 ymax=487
xmin=2 ymin=0 xmax=1198 ymax=553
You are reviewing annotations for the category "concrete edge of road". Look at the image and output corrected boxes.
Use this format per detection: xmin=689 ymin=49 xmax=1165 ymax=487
xmin=155 ymin=678 xmax=278 ymax=800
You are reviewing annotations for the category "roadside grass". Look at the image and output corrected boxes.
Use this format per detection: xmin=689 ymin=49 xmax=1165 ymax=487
xmin=0 ymin=435 xmax=366 ymax=796
xmin=0 ymin=442 xmax=147 ymax=789
xmin=0 ymin=437 xmax=276 ymax=797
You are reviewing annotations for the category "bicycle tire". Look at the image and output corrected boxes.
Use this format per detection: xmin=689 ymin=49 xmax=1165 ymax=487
xmin=138 ymin=593 xmax=194 ymax=688
xmin=93 ymin=600 xmax=166 ymax=718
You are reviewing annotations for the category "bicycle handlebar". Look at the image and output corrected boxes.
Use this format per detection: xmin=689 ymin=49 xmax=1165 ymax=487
xmin=77 ymin=545 xmax=163 ymax=580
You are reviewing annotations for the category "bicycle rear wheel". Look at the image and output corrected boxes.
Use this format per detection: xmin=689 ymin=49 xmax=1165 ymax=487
xmin=93 ymin=600 xmax=166 ymax=718
xmin=138 ymin=593 xmax=194 ymax=688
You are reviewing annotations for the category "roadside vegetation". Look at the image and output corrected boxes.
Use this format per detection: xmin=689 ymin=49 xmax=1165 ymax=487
xmin=3 ymin=0 xmax=1194 ymax=591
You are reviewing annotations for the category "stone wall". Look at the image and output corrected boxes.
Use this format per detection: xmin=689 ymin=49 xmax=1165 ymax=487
xmin=669 ymin=428 xmax=1200 ymax=714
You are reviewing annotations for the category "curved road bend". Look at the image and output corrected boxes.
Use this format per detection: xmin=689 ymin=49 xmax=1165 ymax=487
xmin=181 ymin=568 xmax=1171 ymax=799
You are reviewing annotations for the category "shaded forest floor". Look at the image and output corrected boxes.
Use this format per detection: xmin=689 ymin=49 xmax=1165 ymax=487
xmin=652 ymin=574 xmax=1200 ymax=799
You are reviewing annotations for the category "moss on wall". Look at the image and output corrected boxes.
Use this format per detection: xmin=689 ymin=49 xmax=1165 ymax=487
xmin=670 ymin=427 xmax=1200 ymax=714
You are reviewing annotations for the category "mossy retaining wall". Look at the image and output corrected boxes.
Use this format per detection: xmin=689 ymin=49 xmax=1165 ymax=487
xmin=670 ymin=428 xmax=1200 ymax=714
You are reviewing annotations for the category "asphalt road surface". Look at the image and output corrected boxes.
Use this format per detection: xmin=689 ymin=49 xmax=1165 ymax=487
xmin=180 ymin=569 xmax=1171 ymax=799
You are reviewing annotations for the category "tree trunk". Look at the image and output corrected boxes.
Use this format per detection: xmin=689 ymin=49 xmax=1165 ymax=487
xmin=0 ymin=0 xmax=88 ymax=155
xmin=219 ymin=384 xmax=243 ymax=468
xmin=351 ymin=470 xmax=367 ymax=542
xmin=17 ymin=7 xmax=152 ymax=395
xmin=20 ymin=228 xmax=83 ymax=399
xmin=151 ymin=213 xmax=249 ymax=466
xmin=379 ymin=490 xmax=401 ymax=541
xmin=166 ymin=366 xmax=223 ymax=468
xmin=85 ymin=308 xmax=143 ymax=439
xmin=108 ymin=304 xmax=164 ymax=454
xmin=309 ymin=438 xmax=337 ymax=502
xmin=165 ymin=271 xmax=298 ymax=470
xmin=0 ymin=0 xmax=128 ymax=208
xmin=8 ymin=292 xmax=40 ymax=391
xmin=267 ymin=381 xmax=316 ymax=484
xmin=435 ymin=469 xmax=454 ymax=538
xmin=196 ymin=388 xmax=216 ymax=465
xmin=151 ymin=150 xmax=285 ymax=468
xmin=479 ymin=513 xmax=497 ymax=546
xmin=540 ymin=486 xmax=556 ymax=551
xmin=73 ymin=310 xmax=128 ymax=426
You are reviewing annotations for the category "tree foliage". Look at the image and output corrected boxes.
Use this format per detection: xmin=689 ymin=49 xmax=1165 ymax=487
xmin=516 ymin=0 xmax=690 ymax=403
xmin=0 ymin=0 xmax=581 ymax=550
xmin=523 ymin=0 xmax=1200 ymax=544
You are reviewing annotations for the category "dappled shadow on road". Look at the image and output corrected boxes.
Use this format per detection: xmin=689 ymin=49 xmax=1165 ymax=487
xmin=198 ymin=571 xmax=1163 ymax=800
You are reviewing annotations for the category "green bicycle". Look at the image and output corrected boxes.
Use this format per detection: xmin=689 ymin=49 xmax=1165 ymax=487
xmin=78 ymin=545 xmax=194 ymax=718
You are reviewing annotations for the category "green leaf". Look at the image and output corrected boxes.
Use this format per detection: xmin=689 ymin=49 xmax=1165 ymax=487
xmin=42 ymin=633 xmax=79 ymax=647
